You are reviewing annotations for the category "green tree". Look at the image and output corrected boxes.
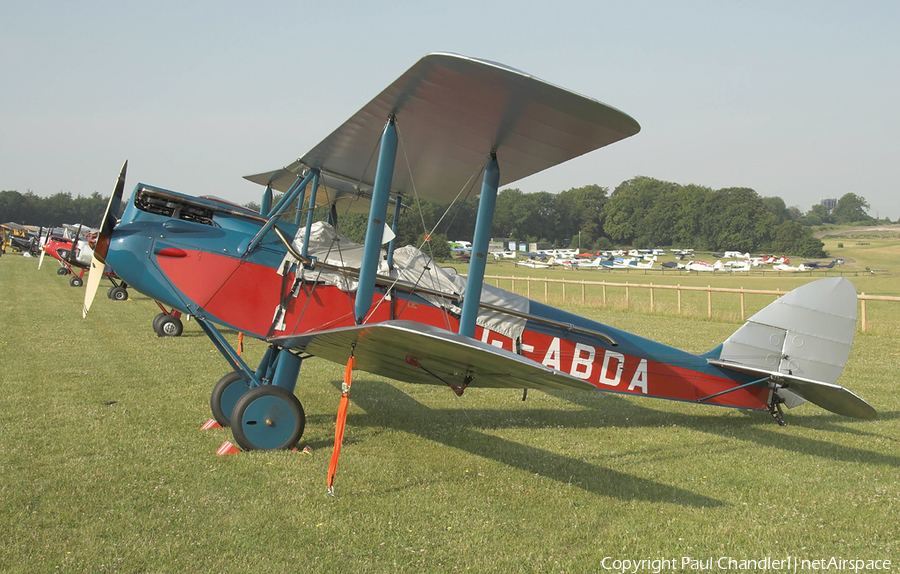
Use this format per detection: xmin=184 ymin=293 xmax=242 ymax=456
xmin=699 ymin=187 xmax=778 ymax=252
xmin=800 ymin=203 xmax=833 ymax=226
xmin=770 ymin=221 xmax=824 ymax=256
xmin=832 ymin=193 xmax=872 ymax=224
xmin=762 ymin=196 xmax=789 ymax=224
xmin=603 ymin=176 xmax=676 ymax=244
xmin=555 ymin=184 xmax=608 ymax=245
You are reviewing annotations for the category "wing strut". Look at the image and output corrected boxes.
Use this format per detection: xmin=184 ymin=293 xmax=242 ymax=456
xmin=459 ymin=151 xmax=500 ymax=338
xmin=301 ymin=170 xmax=320 ymax=259
xmin=355 ymin=116 xmax=398 ymax=324
xmin=327 ymin=353 xmax=357 ymax=496
xmin=244 ymin=170 xmax=316 ymax=256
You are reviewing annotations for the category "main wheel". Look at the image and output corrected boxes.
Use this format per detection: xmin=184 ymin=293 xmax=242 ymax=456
xmin=107 ymin=286 xmax=116 ymax=299
xmin=57 ymin=267 xmax=69 ymax=275
xmin=70 ymin=276 xmax=84 ymax=287
xmin=155 ymin=315 xmax=183 ymax=337
xmin=231 ymin=385 xmax=305 ymax=451
xmin=109 ymin=286 xmax=128 ymax=301
xmin=210 ymin=371 xmax=250 ymax=427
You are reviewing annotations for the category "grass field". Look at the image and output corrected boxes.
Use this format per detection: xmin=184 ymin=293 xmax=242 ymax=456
xmin=1 ymin=250 xmax=897 ymax=573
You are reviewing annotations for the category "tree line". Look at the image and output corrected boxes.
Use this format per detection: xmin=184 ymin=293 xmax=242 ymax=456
xmin=333 ymin=177 xmax=884 ymax=258
xmin=1 ymin=178 xmax=885 ymax=258
xmin=0 ymin=190 xmax=108 ymax=229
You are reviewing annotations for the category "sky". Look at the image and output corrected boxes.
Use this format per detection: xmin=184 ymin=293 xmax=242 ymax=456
xmin=2 ymin=0 xmax=899 ymax=219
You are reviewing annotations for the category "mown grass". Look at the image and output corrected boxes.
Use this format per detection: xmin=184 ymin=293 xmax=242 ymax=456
xmin=0 ymin=254 xmax=897 ymax=573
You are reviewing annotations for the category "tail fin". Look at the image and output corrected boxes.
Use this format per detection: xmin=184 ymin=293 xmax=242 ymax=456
xmin=707 ymin=278 xmax=875 ymax=420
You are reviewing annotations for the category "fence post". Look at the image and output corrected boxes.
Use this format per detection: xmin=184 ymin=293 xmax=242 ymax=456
xmin=544 ymin=277 xmax=548 ymax=303
xmin=581 ymin=280 xmax=586 ymax=304
xmin=677 ymin=285 xmax=681 ymax=314
xmin=650 ymin=283 xmax=654 ymax=313
xmin=562 ymin=280 xmax=566 ymax=302
xmin=861 ymin=292 xmax=866 ymax=332
xmin=740 ymin=287 xmax=745 ymax=321
xmin=626 ymin=282 xmax=630 ymax=308
xmin=603 ymin=283 xmax=607 ymax=306
xmin=707 ymin=285 xmax=711 ymax=318
xmin=527 ymin=277 xmax=531 ymax=299
xmin=511 ymin=277 xmax=515 ymax=293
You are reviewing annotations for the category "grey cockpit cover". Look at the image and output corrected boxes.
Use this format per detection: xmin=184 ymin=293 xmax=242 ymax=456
xmin=280 ymin=222 xmax=529 ymax=340
xmin=390 ymin=245 xmax=529 ymax=340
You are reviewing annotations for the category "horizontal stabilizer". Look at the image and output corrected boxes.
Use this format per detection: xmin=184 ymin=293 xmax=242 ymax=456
xmin=708 ymin=360 xmax=876 ymax=420
xmin=271 ymin=320 xmax=596 ymax=392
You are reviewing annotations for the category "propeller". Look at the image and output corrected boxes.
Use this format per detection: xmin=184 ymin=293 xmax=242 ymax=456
xmin=69 ymin=224 xmax=83 ymax=266
xmin=37 ymin=227 xmax=47 ymax=270
xmin=83 ymin=161 xmax=127 ymax=318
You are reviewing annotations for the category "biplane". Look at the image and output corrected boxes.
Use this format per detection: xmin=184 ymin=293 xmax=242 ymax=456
xmin=82 ymin=53 xmax=875 ymax=494
xmin=39 ymin=229 xmax=129 ymax=295
xmin=42 ymin=228 xmax=186 ymax=335
xmin=2 ymin=223 xmax=39 ymax=255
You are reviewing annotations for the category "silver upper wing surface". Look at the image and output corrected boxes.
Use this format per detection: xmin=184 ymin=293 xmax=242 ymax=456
xmin=245 ymin=52 xmax=640 ymax=208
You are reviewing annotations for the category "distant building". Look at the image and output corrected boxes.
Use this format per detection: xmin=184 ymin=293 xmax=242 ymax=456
xmin=489 ymin=238 xmax=507 ymax=252
xmin=820 ymin=198 xmax=837 ymax=212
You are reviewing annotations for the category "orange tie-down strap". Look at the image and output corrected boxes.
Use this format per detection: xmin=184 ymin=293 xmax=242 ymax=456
xmin=327 ymin=355 xmax=357 ymax=495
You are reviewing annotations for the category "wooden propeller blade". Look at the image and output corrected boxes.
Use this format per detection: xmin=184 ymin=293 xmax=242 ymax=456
xmin=83 ymin=161 xmax=127 ymax=318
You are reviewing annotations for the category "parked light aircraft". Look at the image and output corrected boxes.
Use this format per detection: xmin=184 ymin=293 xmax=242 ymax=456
xmin=802 ymin=260 xmax=837 ymax=270
xmin=685 ymin=260 xmax=723 ymax=272
xmin=40 ymin=229 xmax=131 ymax=296
xmin=82 ymin=53 xmax=875 ymax=494
xmin=42 ymin=229 xmax=184 ymax=335
xmin=516 ymin=258 xmax=553 ymax=269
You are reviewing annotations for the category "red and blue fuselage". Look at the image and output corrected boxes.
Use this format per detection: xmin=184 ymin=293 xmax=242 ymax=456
xmin=106 ymin=183 xmax=769 ymax=412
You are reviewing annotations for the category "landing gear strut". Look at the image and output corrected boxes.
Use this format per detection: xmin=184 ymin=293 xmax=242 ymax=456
xmin=196 ymin=314 xmax=307 ymax=451
xmin=769 ymin=397 xmax=786 ymax=426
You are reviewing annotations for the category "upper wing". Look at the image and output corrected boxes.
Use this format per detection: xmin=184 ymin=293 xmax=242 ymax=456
xmin=245 ymin=52 xmax=640 ymax=207
xmin=270 ymin=320 xmax=597 ymax=392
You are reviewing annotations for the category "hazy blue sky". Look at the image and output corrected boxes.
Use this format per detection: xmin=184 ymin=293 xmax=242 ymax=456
xmin=2 ymin=1 xmax=899 ymax=218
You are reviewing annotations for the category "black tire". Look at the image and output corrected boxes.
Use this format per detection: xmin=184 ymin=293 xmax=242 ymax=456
xmin=110 ymin=287 xmax=128 ymax=301
xmin=157 ymin=315 xmax=183 ymax=337
xmin=57 ymin=267 xmax=68 ymax=276
xmin=231 ymin=385 xmax=305 ymax=451
xmin=70 ymin=276 xmax=83 ymax=287
xmin=151 ymin=312 xmax=166 ymax=334
xmin=107 ymin=286 xmax=115 ymax=299
xmin=209 ymin=371 xmax=249 ymax=427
